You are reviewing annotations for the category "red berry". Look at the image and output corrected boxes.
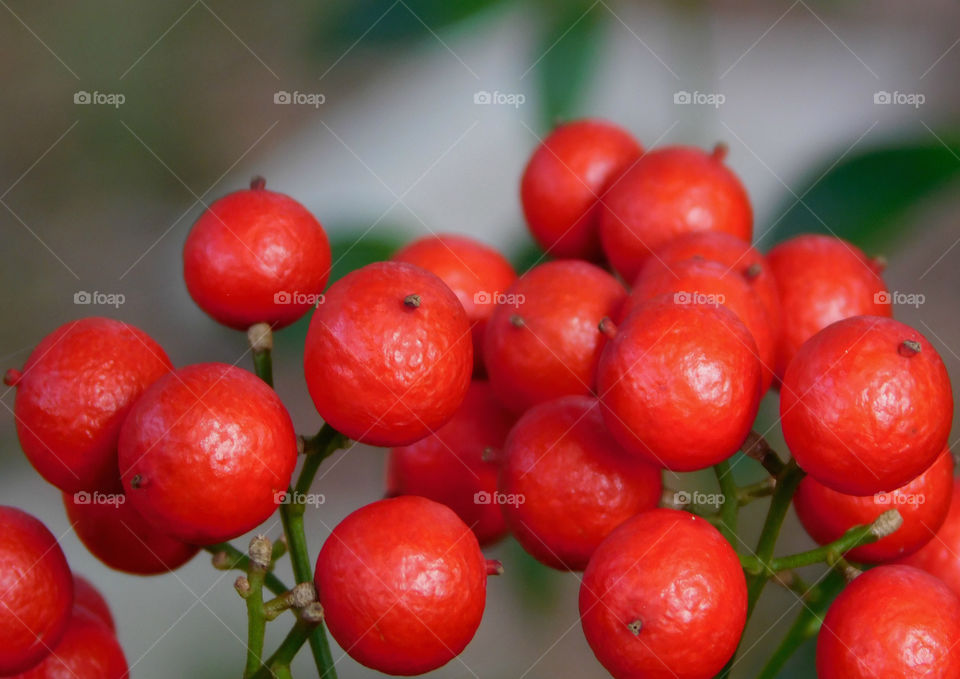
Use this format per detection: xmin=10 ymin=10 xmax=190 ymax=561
xmin=9 ymin=318 xmax=172 ymax=494
xmin=13 ymin=607 xmax=128 ymax=679
xmin=387 ymin=381 xmax=515 ymax=545
xmin=599 ymin=145 xmax=753 ymax=282
xmin=767 ymin=234 xmax=890 ymax=378
xmin=598 ymin=297 xmax=762 ymax=471
xmin=794 ymin=449 xmax=954 ymax=563
xmin=483 ymin=260 xmax=626 ymax=413
xmin=392 ymin=234 xmax=517 ymax=375
xmin=899 ymin=476 xmax=960 ymax=597
xmin=0 ymin=507 xmax=73 ymax=675
xmin=781 ymin=316 xmax=952 ymax=495
xmin=315 ymin=496 xmax=491 ymax=675
xmin=71 ymin=576 xmax=115 ymax=633
xmin=624 ymin=257 xmax=777 ymax=392
xmin=520 ymin=119 xmax=642 ymax=260
xmin=817 ymin=565 xmax=960 ymax=678
xmin=304 ymin=261 xmax=472 ymax=446
xmin=580 ymin=508 xmax=747 ymax=679
xmin=64 ymin=492 xmax=199 ymax=575
xmin=183 ymin=178 xmax=331 ymax=330
xmin=118 ymin=363 xmax=298 ymax=544
xmin=499 ymin=396 xmax=661 ymax=570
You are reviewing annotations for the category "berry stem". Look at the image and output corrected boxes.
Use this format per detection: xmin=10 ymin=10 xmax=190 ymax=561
xmin=244 ymin=536 xmax=271 ymax=677
xmin=741 ymin=431 xmax=786 ymax=477
xmin=736 ymin=476 xmax=776 ymax=505
xmin=713 ymin=460 xmax=739 ymax=543
xmin=248 ymin=324 xmax=274 ymax=387
xmin=249 ymin=610 xmax=322 ymax=679
xmin=204 ymin=543 xmax=289 ymax=597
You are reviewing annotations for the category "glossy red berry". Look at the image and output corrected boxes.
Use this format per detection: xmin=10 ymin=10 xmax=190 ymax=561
xmin=624 ymin=257 xmax=776 ymax=392
xmin=72 ymin=576 xmax=115 ymax=632
xmin=599 ymin=145 xmax=753 ymax=283
xmin=315 ymin=496 xmax=492 ymax=675
xmin=781 ymin=316 xmax=952 ymax=495
xmin=520 ymin=119 xmax=642 ymax=260
xmin=899 ymin=476 xmax=960 ymax=597
xmin=483 ymin=260 xmax=626 ymax=413
xmin=580 ymin=508 xmax=747 ymax=679
xmin=392 ymin=234 xmax=517 ymax=375
xmin=0 ymin=507 xmax=73 ymax=675
xmin=64 ymin=492 xmax=199 ymax=575
xmin=794 ymin=448 xmax=954 ymax=563
xmin=767 ymin=234 xmax=890 ymax=378
xmin=598 ymin=297 xmax=762 ymax=471
xmin=183 ymin=177 xmax=331 ymax=330
xmin=817 ymin=565 xmax=960 ymax=678
xmin=14 ymin=607 xmax=129 ymax=679
xmin=118 ymin=363 xmax=298 ymax=544
xmin=387 ymin=381 xmax=515 ymax=545
xmin=499 ymin=396 xmax=661 ymax=570
xmin=7 ymin=317 xmax=172 ymax=494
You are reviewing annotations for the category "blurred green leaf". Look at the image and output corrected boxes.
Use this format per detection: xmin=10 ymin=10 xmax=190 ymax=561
xmin=763 ymin=137 xmax=960 ymax=252
xmin=327 ymin=226 xmax=411 ymax=284
xmin=509 ymin=233 xmax=547 ymax=274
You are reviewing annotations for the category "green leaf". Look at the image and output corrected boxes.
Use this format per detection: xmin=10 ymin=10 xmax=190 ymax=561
xmin=326 ymin=226 xmax=411 ymax=284
xmin=762 ymin=137 xmax=960 ymax=252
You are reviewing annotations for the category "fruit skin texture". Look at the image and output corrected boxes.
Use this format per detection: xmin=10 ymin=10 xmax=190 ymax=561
xmin=304 ymin=261 xmax=473 ymax=447
xmin=315 ymin=496 xmax=488 ymax=676
xmin=499 ymin=395 xmax=662 ymax=570
xmin=520 ymin=119 xmax=642 ymax=260
xmin=183 ymin=183 xmax=331 ymax=330
xmin=624 ymin=256 xmax=776 ymax=392
xmin=483 ymin=260 xmax=626 ymax=413
xmin=10 ymin=317 xmax=172 ymax=494
xmin=0 ymin=507 xmax=74 ymax=675
xmin=599 ymin=146 xmax=753 ymax=283
xmin=13 ymin=607 xmax=129 ymax=679
xmin=118 ymin=363 xmax=298 ymax=545
xmin=387 ymin=381 xmax=514 ymax=545
xmin=597 ymin=297 xmax=762 ymax=471
xmin=580 ymin=509 xmax=747 ymax=679
xmin=898 ymin=476 xmax=960 ymax=597
xmin=767 ymin=234 xmax=890 ymax=378
xmin=781 ymin=315 xmax=952 ymax=496
xmin=71 ymin=576 xmax=115 ymax=632
xmin=391 ymin=234 xmax=517 ymax=375
xmin=64 ymin=492 xmax=199 ymax=575
xmin=817 ymin=565 xmax=960 ymax=678
xmin=794 ymin=449 xmax=953 ymax=563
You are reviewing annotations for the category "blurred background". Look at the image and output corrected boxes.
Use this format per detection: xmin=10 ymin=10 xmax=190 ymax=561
xmin=2 ymin=0 xmax=959 ymax=676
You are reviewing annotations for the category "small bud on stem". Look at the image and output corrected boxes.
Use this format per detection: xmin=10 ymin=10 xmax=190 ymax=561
xmin=249 ymin=535 xmax=273 ymax=571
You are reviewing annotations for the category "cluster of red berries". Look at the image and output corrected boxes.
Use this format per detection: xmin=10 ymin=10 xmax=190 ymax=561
xmin=2 ymin=120 xmax=957 ymax=678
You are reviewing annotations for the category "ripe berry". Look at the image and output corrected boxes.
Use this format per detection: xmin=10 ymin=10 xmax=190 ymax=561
xmin=499 ymin=396 xmax=661 ymax=570
xmin=72 ymin=576 xmax=115 ymax=632
xmin=580 ymin=508 xmax=747 ymax=679
xmin=597 ymin=297 xmax=762 ymax=471
xmin=315 ymin=496 xmax=493 ymax=675
xmin=0 ymin=507 xmax=73 ymax=675
xmin=520 ymin=119 xmax=642 ymax=260
xmin=387 ymin=381 xmax=515 ymax=545
xmin=14 ymin=606 xmax=129 ymax=679
xmin=767 ymin=234 xmax=890 ymax=377
xmin=392 ymin=234 xmax=517 ymax=375
xmin=64 ymin=492 xmax=199 ymax=575
xmin=624 ymin=257 xmax=777 ymax=392
xmin=817 ymin=565 xmax=960 ymax=678
xmin=794 ymin=448 xmax=954 ymax=563
xmin=599 ymin=145 xmax=752 ymax=283
xmin=6 ymin=317 xmax=172 ymax=494
xmin=183 ymin=177 xmax=331 ymax=330
xmin=899 ymin=476 xmax=960 ymax=597
xmin=781 ymin=316 xmax=952 ymax=495
xmin=483 ymin=260 xmax=626 ymax=413
xmin=118 ymin=363 xmax=298 ymax=544
xmin=304 ymin=261 xmax=473 ymax=446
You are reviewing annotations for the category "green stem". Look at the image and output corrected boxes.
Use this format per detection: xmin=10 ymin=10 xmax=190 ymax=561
xmin=204 ymin=544 xmax=288 ymax=597
xmin=249 ymin=617 xmax=318 ymax=679
xmin=737 ymin=477 xmax=776 ymax=506
xmin=244 ymin=567 xmax=267 ymax=677
xmin=714 ymin=460 xmax=739 ymax=543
